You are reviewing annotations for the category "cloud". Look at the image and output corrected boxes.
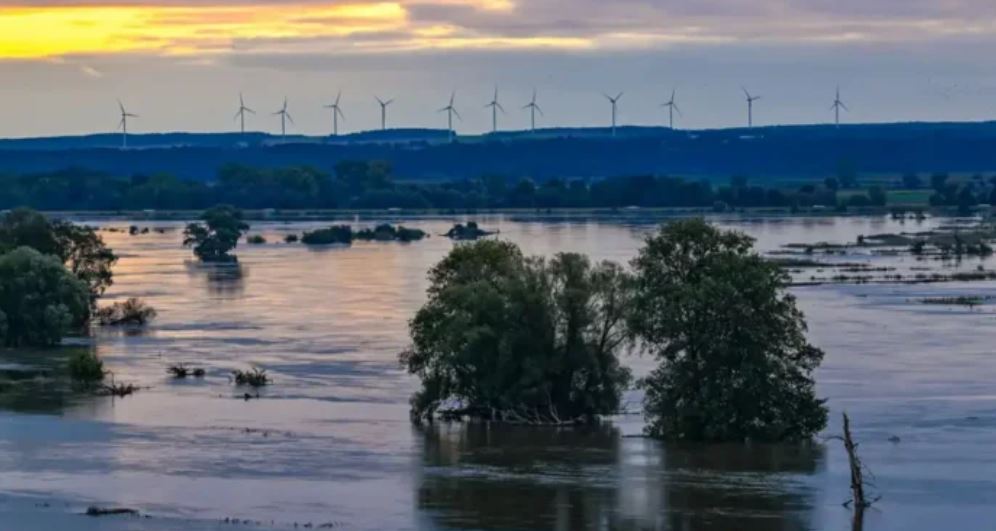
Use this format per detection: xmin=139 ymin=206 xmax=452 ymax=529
xmin=2 ymin=0 xmax=996 ymax=61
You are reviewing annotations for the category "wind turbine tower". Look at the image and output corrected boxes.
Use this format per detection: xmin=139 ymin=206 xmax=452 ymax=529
xmin=604 ymin=92 xmax=623 ymax=137
xmin=375 ymin=96 xmax=394 ymax=131
xmin=439 ymin=92 xmax=461 ymax=142
xmin=742 ymin=87 xmax=761 ymax=128
xmin=234 ymin=93 xmax=255 ymax=136
xmin=273 ymin=97 xmax=294 ymax=139
xmin=117 ymin=100 xmax=138 ymax=149
xmin=661 ymin=89 xmax=681 ymax=129
xmin=831 ymin=86 xmax=848 ymax=127
xmin=325 ymin=91 xmax=345 ymax=136
xmin=485 ymin=86 xmax=505 ymax=134
xmin=523 ymin=89 xmax=543 ymax=133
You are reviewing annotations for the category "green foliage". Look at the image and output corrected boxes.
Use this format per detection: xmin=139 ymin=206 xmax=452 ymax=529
xmin=629 ymin=219 xmax=827 ymax=442
xmin=301 ymin=225 xmax=353 ymax=245
xmin=402 ymin=240 xmax=632 ymax=423
xmin=0 ymin=247 xmax=91 ymax=347
xmin=95 ymin=298 xmax=157 ymax=326
xmin=355 ymin=224 xmax=426 ymax=242
xmin=284 ymin=234 xmax=299 ymax=243
xmin=183 ymin=205 xmax=250 ymax=262
xmin=68 ymin=351 xmax=105 ymax=382
xmin=0 ymin=208 xmax=117 ymax=303
xmin=246 ymin=235 xmax=267 ymax=244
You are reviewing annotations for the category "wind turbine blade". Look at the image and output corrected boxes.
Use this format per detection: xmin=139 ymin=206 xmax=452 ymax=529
xmin=671 ymin=89 xmax=676 ymax=100
xmin=674 ymin=105 xmax=683 ymax=116
xmin=375 ymin=96 xmax=384 ymax=106
xmin=616 ymin=92 xmax=624 ymax=101
xmin=234 ymin=110 xmax=242 ymax=120
xmin=840 ymin=102 xmax=849 ymax=112
xmin=453 ymin=108 xmax=462 ymax=121
xmin=118 ymin=99 xmax=125 ymax=114
xmin=602 ymin=92 xmax=611 ymax=101
xmin=246 ymin=107 xmax=255 ymax=114
xmin=335 ymin=91 xmax=342 ymax=105
xmin=438 ymin=107 xmax=448 ymax=113
xmin=449 ymin=92 xmax=456 ymax=106
xmin=286 ymin=113 xmax=294 ymax=125
xmin=535 ymin=104 xmax=544 ymax=116
xmin=337 ymin=108 xmax=346 ymax=120
xmin=742 ymin=86 xmax=750 ymax=99
xmin=386 ymin=99 xmax=394 ymax=106
xmin=497 ymin=103 xmax=506 ymax=113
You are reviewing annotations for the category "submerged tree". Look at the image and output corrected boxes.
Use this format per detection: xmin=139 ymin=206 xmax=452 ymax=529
xmin=402 ymin=240 xmax=632 ymax=423
xmin=0 ymin=208 xmax=117 ymax=304
xmin=630 ymin=219 xmax=827 ymax=442
xmin=183 ymin=205 xmax=250 ymax=262
xmin=0 ymin=247 xmax=91 ymax=347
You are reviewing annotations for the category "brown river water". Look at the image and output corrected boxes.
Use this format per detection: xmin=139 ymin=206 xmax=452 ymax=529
xmin=2 ymin=213 xmax=996 ymax=530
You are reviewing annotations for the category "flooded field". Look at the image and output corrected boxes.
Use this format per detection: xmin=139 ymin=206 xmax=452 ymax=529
xmin=3 ymin=214 xmax=996 ymax=530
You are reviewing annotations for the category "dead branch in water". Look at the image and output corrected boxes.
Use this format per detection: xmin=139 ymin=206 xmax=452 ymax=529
xmin=832 ymin=412 xmax=881 ymax=512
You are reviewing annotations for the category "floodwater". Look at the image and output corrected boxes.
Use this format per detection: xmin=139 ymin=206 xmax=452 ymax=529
xmin=3 ymin=214 xmax=996 ymax=530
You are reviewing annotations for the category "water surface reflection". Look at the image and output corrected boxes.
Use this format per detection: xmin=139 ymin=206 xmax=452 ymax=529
xmin=417 ymin=423 xmax=823 ymax=531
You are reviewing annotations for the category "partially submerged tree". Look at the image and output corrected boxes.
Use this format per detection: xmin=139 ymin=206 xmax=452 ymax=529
xmin=0 ymin=208 xmax=117 ymax=304
xmin=183 ymin=205 xmax=250 ymax=262
xmin=402 ymin=240 xmax=632 ymax=423
xmin=0 ymin=247 xmax=91 ymax=347
xmin=630 ymin=219 xmax=827 ymax=442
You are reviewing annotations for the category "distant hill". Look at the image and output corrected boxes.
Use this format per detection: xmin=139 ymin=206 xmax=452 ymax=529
xmin=2 ymin=122 xmax=995 ymax=182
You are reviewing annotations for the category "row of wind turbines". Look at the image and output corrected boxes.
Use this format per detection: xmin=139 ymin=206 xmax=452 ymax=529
xmin=115 ymin=86 xmax=851 ymax=148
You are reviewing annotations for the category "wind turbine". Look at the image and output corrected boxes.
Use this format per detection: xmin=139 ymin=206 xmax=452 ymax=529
xmin=324 ymin=91 xmax=345 ymax=136
xmin=273 ymin=97 xmax=294 ymax=139
xmin=661 ymin=89 xmax=681 ymax=129
xmin=117 ymin=100 xmax=138 ymax=149
xmin=485 ymin=86 xmax=505 ymax=134
xmin=375 ymin=96 xmax=393 ymax=131
xmin=742 ymin=87 xmax=761 ymax=128
xmin=604 ymin=92 xmax=623 ymax=136
xmin=831 ymin=86 xmax=848 ymax=127
xmin=438 ymin=91 xmax=461 ymax=142
xmin=234 ymin=93 xmax=254 ymax=136
xmin=523 ymin=89 xmax=543 ymax=133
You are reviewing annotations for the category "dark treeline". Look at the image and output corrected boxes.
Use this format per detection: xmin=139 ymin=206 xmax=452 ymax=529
xmin=0 ymin=163 xmax=891 ymax=211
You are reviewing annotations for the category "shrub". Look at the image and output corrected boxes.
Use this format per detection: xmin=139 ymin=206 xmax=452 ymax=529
xmin=630 ymin=219 xmax=827 ymax=442
xmin=68 ymin=351 xmax=105 ymax=382
xmin=301 ymin=226 xmax=353 ymax=245
xmin=444 ymin=222 xmax=492 ymax=240
xmin=0 ymin=247 xmax=91 ymax=347
xmin=233 ymin=367 xmax=269 ymax=387
xmin=246 ymin=235 xmax=267 ymax=245
xmin=284 ymin=234 xmax=299 ymax=243
xmin=355 ymin=224 xmax=427 ymax=242
xmin=95 ymin=298 xmax=157 ymax=326
xmin=402 ymin=240 xmax=632 ymax=423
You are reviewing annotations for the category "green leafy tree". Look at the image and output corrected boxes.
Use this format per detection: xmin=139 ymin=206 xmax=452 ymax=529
xmin=183 ymin=205 xmax=250 ymax=262
xmin=0 ymin=247 xmax=91 ymax=347
xmin=629 ymin=219 xmax=827 ymax=442
xmin=402 ymin=240 xmax=632 ymax=423
xmin=0 ymin=208 xmax=117 ymax=304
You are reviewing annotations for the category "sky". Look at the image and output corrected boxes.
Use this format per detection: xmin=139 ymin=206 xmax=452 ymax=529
xmin=2 ymin=0 xmax=996 ymax=137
